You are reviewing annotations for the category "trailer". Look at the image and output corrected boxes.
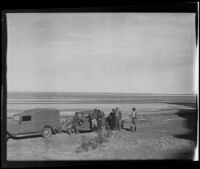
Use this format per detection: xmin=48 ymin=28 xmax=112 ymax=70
xmin=7 ymin=108 xmax=62 ymax=139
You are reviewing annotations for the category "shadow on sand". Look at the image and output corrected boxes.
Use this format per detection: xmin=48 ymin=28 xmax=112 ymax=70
xmin=168 ymin=102 xmax=197 ymax=109
xmin=7 ymin=130 xmax=93 ymax=141
xmin=174 ymin=109 xmax=197 ymax=143
xmin=7 ymin=134 xmax=43 ymax=141
xmin=169 ymin=102 xmax=197 ymax=160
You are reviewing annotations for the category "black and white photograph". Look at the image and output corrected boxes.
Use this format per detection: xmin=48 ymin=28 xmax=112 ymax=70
xmin=2 ymin=5 xmax=199 ymax=163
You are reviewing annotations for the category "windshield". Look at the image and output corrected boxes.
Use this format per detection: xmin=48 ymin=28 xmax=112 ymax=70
xmin=13 ymin=115 xmax=20 ymax=121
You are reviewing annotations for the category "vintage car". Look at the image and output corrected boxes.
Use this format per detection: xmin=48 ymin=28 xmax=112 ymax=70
xmin=121 ymin=117 xmax=133 ymax=130
xmin=75 ymin=110 xmax=94 ymax=131
xmin=7 ymin=108 xmax=61 ymax=139
xmin=60 ymin=116 xmax=75 ymax=134
xmin=75 ymin=109 xmax=107 ymax=131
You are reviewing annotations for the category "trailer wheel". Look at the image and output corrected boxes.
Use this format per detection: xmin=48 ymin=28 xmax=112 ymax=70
xmin=42 ymin=127 xmax=52 ymax=138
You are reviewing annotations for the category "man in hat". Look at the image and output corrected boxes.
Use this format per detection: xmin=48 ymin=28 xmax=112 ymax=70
xmin=130 ymin=107 xmax=137 ymax=131
xmin=115 ymin=107 xmax=122 ymax=131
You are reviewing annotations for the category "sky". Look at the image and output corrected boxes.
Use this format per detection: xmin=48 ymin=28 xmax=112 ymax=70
xmin=6 ymin=13 xmax=197 ymax=94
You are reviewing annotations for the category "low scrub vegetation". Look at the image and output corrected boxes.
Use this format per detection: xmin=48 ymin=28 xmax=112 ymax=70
xmin=76 ymin=129 xmax=113 ymax=153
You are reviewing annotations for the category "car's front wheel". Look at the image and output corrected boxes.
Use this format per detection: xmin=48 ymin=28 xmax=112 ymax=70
xmin=42 ymin=127 xmax=52 ymax=138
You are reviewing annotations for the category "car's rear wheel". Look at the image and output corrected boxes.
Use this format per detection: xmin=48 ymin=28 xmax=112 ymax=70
xmin=42 ymin=127 xmax=52 ymax=138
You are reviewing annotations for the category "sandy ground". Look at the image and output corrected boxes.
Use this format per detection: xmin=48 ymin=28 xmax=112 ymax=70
xmin=6 ymin=102 xmax=197 ymax=160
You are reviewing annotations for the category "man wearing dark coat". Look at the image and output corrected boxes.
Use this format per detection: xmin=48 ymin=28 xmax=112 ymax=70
xmin=109 ymin=109 xmax=116 ymax=130
xmin=115 ymin=107 xmax=122 ymax=130
xmin=73 ymin=112 xmax=80 ymax=134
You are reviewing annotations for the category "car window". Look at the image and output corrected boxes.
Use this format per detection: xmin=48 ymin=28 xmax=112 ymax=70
xmin=85 ymin=113 xmax=90 ymax=118
xmin=83 ymin=113 xmax=90 ymax=118
xmin=77 ymin=113 xmax=82 ymax=118
xmin=22 ymin=115 xmax=31 ymax=121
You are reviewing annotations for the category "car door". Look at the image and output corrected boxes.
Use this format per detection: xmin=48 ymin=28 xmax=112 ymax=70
xmin=19 ymin=114 xmax=36 ymax=134
xmin=123 ymin=118 xmax=132 ymax=129
xmin=78 ymin=112 xmax=91 ymax=131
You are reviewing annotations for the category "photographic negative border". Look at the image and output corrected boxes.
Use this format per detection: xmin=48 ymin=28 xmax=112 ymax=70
xmin=1 ymin=2 xmax=199 ymax=167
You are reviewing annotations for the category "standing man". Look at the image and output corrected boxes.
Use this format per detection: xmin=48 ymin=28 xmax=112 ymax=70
xmin=110 ymin=109 xmax=116 ymax=130
xmin=90 ymin=108 xmax=98 ymax=131
xmin=97 ymin=110 xmax=105 ymax=130
xmin=115 ymin=107 xmax=122 ymax=131
xmin=73 ymin=112 xmax=80 ymax=134
xmin=96 ymin=110 xmax=106 ymax=143
xmin=131 ymin=107 xmax=137 ymax=132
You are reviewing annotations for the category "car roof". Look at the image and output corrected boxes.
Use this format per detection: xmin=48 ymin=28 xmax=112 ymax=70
xmin=22 ymin=108 xmax=59 ymax=114
xmin=76 ymin=110 xmax=95 ymax=113
xmin=76 ymin=109 xmax=104 ymax=114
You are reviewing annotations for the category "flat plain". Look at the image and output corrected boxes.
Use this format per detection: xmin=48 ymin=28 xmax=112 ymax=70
xmin=6 ymin=92 xmax=197 ymax=160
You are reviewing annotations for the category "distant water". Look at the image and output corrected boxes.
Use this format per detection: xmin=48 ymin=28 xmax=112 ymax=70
xmin=6 ymin=92 xmax=197 ymax=117
xmin=7 ymin=92 xmax=196 ymax=104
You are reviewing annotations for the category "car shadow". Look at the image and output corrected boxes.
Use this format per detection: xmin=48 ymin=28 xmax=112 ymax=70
xmin=121 ymin=128 xmax=132 ymax=131
xmin=79 ymin=130 xmax=93 ymax=133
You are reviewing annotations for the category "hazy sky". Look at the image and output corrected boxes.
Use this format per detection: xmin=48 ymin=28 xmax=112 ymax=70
xmin=6 ymin=13 xmax=196 ymax=94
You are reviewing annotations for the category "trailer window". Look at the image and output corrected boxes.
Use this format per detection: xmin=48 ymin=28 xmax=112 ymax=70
xmin=13 ymin=115 xmax=20 ymax=120
xmin=22 ymin=115 xmax=31 ymax=121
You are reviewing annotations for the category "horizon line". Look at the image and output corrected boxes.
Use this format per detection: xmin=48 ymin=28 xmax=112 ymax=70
xmin=6 ymin=91 xmax=196 ymax=95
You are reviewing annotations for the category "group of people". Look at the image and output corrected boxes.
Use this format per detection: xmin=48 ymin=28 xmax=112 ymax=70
xmin=91 ymin=107 xmax=137 ymax=132
xmin=71 ymin=107 xmax=137 ymax=134
xmin=90 ymin=109 xmax=105 ymax=132
xmin=106 ymin=107 xmax=137 ymax=131
xmin=107 ymin=107 xmax=122 ymax=130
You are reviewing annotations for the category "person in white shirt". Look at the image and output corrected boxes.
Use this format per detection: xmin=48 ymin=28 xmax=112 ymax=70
xmin=130 ymin=107 xmax=137 ymax=131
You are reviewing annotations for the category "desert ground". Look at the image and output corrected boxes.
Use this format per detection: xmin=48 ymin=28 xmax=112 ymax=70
xmin=6 ymin=97 xmax=197 ymax=160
